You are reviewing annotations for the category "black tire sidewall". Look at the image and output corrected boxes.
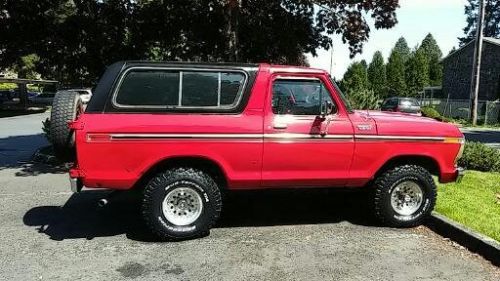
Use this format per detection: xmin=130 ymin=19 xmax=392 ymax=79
xmin=380 ymin=171 xmax=435 ymax=226
xmin=50 ymin=91 xmax=82 ymax=158
xmin=144 ymin=170 xmax=221 ymax=240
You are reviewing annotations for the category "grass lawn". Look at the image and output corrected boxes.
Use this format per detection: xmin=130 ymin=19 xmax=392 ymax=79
xmin=436 ymin=171 xmax=500 ymax=241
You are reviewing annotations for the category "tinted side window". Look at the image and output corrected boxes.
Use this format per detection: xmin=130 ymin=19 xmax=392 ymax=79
xmin=220 ymin=73 xmax=245 ymax=105
xmin=116 ymin=70 xmax=179 ymax=106
xmin=182 ymin=72 xmax=219 ymax=106
xmin=272 ymin=79 xmax=334 ymax=115
xmin=115 ymin=69 xmax=246 ymax=108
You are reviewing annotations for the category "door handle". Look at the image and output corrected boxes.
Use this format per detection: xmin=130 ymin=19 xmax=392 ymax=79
xmin=273 ymin=123 xmax=288 ymax=129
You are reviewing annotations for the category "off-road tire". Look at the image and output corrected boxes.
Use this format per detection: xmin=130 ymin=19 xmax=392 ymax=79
xmin=49 ymin=91 xmax=82 ymax=160
xmin=373 ymin=165 xmax=437 ymax=227
xmin=142 ymin=168 xmax=222 ymax=241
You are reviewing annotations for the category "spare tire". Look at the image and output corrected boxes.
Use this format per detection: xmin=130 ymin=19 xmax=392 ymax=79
xmin=49 ymin=91 xmax=83 ymax=160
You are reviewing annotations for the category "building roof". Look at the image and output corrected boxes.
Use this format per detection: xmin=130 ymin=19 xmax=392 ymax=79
xmin=441 ymin=37 xmax=500 ymax=62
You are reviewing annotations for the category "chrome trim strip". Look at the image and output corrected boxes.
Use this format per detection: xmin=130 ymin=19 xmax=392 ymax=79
xmin=355 ymin=135 xmax=446 ymax=142
xmin=111 ymin=133 xmax=262 ymax=139
xmin=178 ymin=71 xmax=183 ymax=106
xmin=104 ymin=133 xmax=448 ymax=142
xmin=111 ymin=67 xmax=248 ymax=110
xmin=217 ymin=72 xmax=221 ymax=106
xmin=110 ymin=133 xmax=353 ymax=140
xmin=264 ymin=133 xmax=353 ymax=139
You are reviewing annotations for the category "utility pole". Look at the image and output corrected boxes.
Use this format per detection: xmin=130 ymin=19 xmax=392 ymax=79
xmin=470 ymin=0 xmax=486 ymax=125
xmin=329 ymin=45 xmax=334 ymax=76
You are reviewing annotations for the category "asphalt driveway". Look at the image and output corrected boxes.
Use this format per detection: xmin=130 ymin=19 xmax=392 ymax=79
xmin=0 ymin=113 xmax=498 ymax=280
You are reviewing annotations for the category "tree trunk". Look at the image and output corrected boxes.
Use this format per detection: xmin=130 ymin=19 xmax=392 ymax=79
xmin=226 ymin=0 xmax=240 ymax=62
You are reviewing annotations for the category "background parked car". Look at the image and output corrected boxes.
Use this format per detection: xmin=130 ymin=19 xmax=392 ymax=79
xmin=32 ymin=92 xmax=56 ymax=105
xmin=27 ymin=91 xmax=40 ymax=103
xmin=381 ymin=97 xmax=422 ymax=115
xmin=0 ymin=90 xmax=14 ymax=104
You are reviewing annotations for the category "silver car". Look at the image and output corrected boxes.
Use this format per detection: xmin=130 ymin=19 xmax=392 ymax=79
xmin=381 ymin=97 xmax=421 ymax=115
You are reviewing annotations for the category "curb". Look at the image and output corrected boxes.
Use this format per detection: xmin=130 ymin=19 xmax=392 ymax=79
xmin=426 ymin=212 xmax=500 ymax=266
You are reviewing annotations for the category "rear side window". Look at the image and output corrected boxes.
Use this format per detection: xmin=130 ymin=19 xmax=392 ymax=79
xmin=114 ymin=69 xmax=246 ymax=109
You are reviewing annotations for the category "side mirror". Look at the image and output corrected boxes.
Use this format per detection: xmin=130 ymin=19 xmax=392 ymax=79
xmin=320 ymin=100 xmax=335 ymax=118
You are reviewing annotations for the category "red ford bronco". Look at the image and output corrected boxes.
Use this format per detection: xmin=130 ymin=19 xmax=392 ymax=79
xmin=50 ymin=62 xmax=464 ymax=240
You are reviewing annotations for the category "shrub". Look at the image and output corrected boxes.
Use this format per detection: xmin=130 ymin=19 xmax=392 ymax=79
xmin=458 ymin=142 xmax=500 ymax=172
xmin=421 ymin=106 xmax=451 ymax=122
xmin=421 ymin=106 xmax=440 ymax=119
xmin=346 ymin=89 xmax=380 ymax=110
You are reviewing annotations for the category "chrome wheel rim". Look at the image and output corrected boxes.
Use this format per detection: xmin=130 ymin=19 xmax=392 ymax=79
xmin=390 ymin=181 xmax=423 ymax=216
xmin=162 ymin=187 xmax=203 ymax=226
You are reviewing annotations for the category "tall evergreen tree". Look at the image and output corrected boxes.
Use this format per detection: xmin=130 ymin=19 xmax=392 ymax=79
xmin=341 ymin=61 xmax=369 ymax=92
xmin=419 ymin=33 xmax=443 ymax=86
xmin=367 ymin=51 xmax=387 ymax=98
xmin=394 ymin=37 xmax=411 ymax=63
xmin=386 ymin=48 xmax=407 ymax=96
xmin=459 ymin=0 xmax=500 ymax=45
xmin=405 ymin=47 xmax=430 ymax=96
xmin=341 ymin=61 xmax=378 ymax=109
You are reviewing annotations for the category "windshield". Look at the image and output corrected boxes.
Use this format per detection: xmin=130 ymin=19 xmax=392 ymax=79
xmin=329 ymin=76 xmax=353 ymax=113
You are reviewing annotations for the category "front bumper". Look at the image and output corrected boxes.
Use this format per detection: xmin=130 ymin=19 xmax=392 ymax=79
xmin=456 ymin=167 xmax=465 ymax=183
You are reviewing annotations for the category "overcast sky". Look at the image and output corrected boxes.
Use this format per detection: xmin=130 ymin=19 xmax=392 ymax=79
xmin=306 ymin=0 xmax=468 ymax=79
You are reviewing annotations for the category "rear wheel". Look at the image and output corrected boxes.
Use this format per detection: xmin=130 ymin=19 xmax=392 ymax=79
xmin=373 ymin=165 xmax=436 ymax=227
xmin=49 ymin=91 xmax=83 ymax=160
xmin=142 ymin=167 xmax=222 ymax=240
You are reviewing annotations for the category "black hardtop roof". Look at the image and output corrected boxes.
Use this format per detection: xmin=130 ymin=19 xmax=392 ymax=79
xmin=118 ymin=60 xmax=259 ymax=70
xmin=86 ymin=61 xmax=259 ymax=113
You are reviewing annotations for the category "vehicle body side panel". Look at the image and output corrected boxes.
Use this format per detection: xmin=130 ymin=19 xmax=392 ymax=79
xmin=77 ymin=112 xmax=264 ymax=189
xmin=261 ymin=71 xmax=354 ymax=187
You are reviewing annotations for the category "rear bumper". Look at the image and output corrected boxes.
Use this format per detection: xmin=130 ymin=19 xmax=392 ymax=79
xmin=69 ymin=176 xmax=83 ymax=193
xmin=69 ymin=167 xmax=83 ymax=193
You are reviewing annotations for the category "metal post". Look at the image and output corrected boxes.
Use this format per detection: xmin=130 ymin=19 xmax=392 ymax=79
xmin=470 ymin=0 xmax=486 ymax=125
xmin=329 ymin=45 xmax=334 ymax=76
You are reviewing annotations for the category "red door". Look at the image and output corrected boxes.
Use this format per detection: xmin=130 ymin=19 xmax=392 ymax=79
xmin=262 ymin=74 xmax=354 ymax=187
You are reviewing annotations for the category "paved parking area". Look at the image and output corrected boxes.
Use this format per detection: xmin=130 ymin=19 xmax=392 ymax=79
xmin=0 ymin=114 xmax=499 ymax=280
xmin=461 ymin=127 xmax=500 ymax=149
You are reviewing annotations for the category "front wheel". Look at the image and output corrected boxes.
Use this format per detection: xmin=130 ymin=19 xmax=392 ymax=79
xmin=142 ymin=168 xmax=222 ymax=240
xmin=373 ymin=165 xmax=437 ymax=227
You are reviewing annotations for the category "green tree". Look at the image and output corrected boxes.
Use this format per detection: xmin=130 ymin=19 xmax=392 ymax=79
xmin=0 ymin=0 xmax=401 ymax=85
xmin=11 ymin=54 xmax=40 ymax=79
xmin=341 ymin=61 xmax=369 ymax=92
xmin=346 ymin=89 xmax=380 ymax=110
xmin=367 ymin=51 xmax=387 ymax=97
xmin=405 ymin=47 xmax=430 ymax=96
xmin=386 ymin=48 xmax=406 ymax=96
xmin=341 ymin=61 xmax=379 ymax=109
xmin=419 ymin=33 xmax=443 ymax=86
xmin=394 ymin=37 xmax=411 ymax=63
xmin=459 ymin=0 xmax=500 ymax=45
